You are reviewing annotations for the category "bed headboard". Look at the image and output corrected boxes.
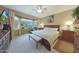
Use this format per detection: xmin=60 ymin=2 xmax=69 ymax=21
xmin=44 ymin=25 xmax=60 ymax=31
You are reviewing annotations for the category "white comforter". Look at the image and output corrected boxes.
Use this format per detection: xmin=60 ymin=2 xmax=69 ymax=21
xmin=32 ymin=29 xmax=59 ymax=47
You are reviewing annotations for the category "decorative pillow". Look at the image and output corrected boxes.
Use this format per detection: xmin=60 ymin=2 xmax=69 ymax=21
xmin=44 ymin=27 xmax=58 ymax=31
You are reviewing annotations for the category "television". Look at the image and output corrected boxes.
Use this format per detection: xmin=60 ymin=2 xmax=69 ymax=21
xmin=0 ymin=9 xmax=9 ymax=21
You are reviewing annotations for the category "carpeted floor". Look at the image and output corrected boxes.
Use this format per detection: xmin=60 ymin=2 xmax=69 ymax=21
xmin=54 ymin=40 xmax=74 ymax=53
xmin=8 ymin=34 xmax=58 ymax=53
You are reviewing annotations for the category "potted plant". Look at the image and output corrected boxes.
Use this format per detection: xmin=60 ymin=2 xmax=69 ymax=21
xmin=0 ymin=16 xmax=6 ymax=21
xmin=72 ymin=6 xmax=79 ymax=24
xmin=0 ymin=16 xmax=6 ymax=30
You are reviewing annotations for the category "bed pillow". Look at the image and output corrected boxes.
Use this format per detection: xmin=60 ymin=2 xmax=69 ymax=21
xmin=44 ymin=27 xmax=58 ymax=31
xmin=51 ymin=28 xmax=58 ymax=31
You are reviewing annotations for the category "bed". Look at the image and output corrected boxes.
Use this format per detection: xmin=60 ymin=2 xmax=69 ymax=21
xmin=30 ymin=25 xmax=60 ymax=51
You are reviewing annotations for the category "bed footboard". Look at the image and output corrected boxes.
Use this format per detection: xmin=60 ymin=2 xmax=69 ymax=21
xmin=40 ymin=38 xmax=51 ymax=51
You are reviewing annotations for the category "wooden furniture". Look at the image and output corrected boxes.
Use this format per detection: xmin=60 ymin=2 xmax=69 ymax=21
xmin=0 ymin=31 xmax=10 ymax=53
xmin=29 ymin=34 xmax=42 ymax=48
xmin=21 ymin=27 xmax=29 ymax=35
xmin=60 ymin=30 xmax=75 ymax=43
xmin=37 ymin=25 xmax=60 ymax=30
xmin=29 ymin=25 xmax=60 ymax=50
xmin=44 ymin=25 xmax=60 ymax=31
xmin=74 ymin=29 xmax=79 ymax=52
xmin=29 ymin=34 xmax=51 ymax=50
xmin=54 ymin=30 xmax=75 ymax=53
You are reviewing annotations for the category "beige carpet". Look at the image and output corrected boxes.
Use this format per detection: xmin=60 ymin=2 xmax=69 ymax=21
xmin=54 ymin=40 xmax=74 ymax=53
xmin=8 ymin=34 xmax=58 ymax=53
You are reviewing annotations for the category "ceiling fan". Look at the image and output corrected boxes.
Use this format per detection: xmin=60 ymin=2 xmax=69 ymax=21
xmin=32 ymin=5 xmax=47 ymax=14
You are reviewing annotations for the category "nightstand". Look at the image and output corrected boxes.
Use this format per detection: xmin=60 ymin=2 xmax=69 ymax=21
xmin=54 ymin=30 xmax=75 ymax=52
xmin=60 ymin=30 xmax=75 ymax=43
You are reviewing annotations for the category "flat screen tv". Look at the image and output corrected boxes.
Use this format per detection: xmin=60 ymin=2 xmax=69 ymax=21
xmin=0 ymin=9 xmax=9 ymax=21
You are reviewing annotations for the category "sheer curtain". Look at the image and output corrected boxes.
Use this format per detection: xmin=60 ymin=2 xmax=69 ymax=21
xmin=13 ymin=16 xmax=20 ymax=30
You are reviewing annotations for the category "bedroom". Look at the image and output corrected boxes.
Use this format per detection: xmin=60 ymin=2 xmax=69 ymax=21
xmin=0 ymin=5 xmax=79 ymax=53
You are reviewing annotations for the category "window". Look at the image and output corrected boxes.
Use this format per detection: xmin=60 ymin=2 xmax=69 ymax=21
xmin=20 ymin=18 xmax=37 ymax=31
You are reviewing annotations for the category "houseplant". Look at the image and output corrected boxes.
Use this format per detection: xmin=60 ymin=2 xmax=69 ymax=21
xmin=72 ymin=6 xmax=79 ymax=24
xmin=0 ymin=15 xmax=6 ymax=30
xmin=0 ymin=15 xmax=6 ymax=21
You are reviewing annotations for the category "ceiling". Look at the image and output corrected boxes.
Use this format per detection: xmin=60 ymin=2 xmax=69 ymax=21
xmin=2 ymin=5 xmax=77 ymax=18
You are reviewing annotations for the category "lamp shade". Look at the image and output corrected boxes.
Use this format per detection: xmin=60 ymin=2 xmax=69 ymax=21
xmin=65 ymin=21 xmax=73 ymax=26
xmin=65 ymin=21 xmax=74 ymax=30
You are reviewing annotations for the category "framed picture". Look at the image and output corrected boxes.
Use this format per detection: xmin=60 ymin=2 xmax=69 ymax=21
xmin=47 ymin=15 xmax=54 ymax=23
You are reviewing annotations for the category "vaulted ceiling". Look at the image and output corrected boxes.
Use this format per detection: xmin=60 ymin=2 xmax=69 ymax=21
xmin=2 ymin=5 xmax=77 ymax=18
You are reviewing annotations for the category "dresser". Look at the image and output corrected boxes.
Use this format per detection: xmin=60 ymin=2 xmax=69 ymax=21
xmin=54 ymin=30 xmax=75 ymax=52
xmin=61 ymin=30 xmax=75 ymax=43
xmin=0 ymin=30 xmax=10 ymax=53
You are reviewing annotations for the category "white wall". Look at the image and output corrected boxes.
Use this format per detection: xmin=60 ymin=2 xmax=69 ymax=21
xmin=41 ymin=9 xmax=75 ymax=31
xmin=54 ymin=9 xmax=74 ymax=25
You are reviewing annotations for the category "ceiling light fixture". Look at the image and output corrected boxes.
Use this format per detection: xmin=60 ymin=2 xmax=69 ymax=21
xmin=37 ymin=9 xmax=42 ymax=13
xmin=33 ymin=5 xmax=47 ymax=14
xmin=36 ymin=5 xmax=42 ymax=14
